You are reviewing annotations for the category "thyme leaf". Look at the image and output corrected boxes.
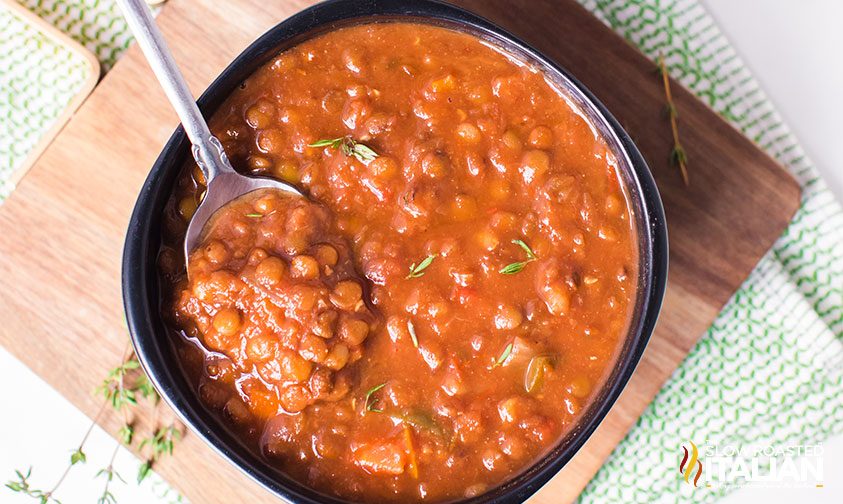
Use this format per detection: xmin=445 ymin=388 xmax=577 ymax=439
xmin=309 ymin=136 xmax=379 ymax=163
xmin=671 ymin=145 xmax=688 ymax=166
xmin=70 ymin=449 xmax=86 ymax=466
xmin=346 ymin=142 xmax=378 ymax=163
xmin=137 ymin=424 xmax=181 ymax=483
xmin=406 ymin=254 xmax=438 ymax=279
xmin=136 ymin=462 xmax=151 ymax=484
xmin=117 ymin=425 xmax=134 ymax=446
xmin=364 ymin=383 xmax=387 ymax=413
xmin=492 ymin=342 xmax=513 ymax=368
xmin=307 ymin=137 xmax=344 ymax=148
xmin=499 ymin=261 xmax=529 ymax=275
xmin=511 ymin=239 xmax=536 ymax=259
xmin=4 ymin=467 xmax=56 ymax=503
xmin=95 ymin=463 xmax=123 ymax=504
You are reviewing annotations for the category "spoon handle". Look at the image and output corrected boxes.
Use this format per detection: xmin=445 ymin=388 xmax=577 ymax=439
xmin=116 ymin=0 xmax=234 ymax=182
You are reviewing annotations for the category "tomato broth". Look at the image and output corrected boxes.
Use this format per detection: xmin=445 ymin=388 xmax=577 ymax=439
xmin=158 ymin=22 xmax=637 ymax=503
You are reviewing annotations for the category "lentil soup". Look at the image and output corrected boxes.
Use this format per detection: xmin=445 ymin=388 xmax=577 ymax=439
xmin=159 ymin=21 xmax=638 ymax=503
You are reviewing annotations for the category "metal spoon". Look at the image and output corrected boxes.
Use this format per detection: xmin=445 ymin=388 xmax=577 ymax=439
xmin=116 ymin=0 xmax=302 ymax=266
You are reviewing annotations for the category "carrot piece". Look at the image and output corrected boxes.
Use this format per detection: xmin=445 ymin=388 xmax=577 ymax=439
xmin=403 ymin=424 xmax=419 ymax=479
xmin=354 ymin=442 xmax=406 ymax=475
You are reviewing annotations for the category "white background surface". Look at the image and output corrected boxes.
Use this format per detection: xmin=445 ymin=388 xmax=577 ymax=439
xmin=2 ymin=1 xmax=841 ymax=502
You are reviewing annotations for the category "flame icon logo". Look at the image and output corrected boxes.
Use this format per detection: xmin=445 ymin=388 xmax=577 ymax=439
xmin=679 ymin=441 xmax=703 ymax=487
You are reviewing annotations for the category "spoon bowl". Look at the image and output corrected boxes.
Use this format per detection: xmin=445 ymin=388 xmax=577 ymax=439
xmin=182 ymin=138 xmax=302 ymax=262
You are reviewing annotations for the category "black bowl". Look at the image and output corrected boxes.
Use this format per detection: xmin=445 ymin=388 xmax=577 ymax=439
xmin=122 ymin=0 xmax=668 ymax=502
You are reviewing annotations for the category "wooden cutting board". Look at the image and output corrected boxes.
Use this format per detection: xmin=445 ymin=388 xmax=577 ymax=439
xmin=0 ymin=0 xmax=800 ymax=502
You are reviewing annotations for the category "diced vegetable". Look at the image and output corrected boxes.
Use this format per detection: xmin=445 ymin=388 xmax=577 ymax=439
xmin=524 ymin=354 xmax=556 ymax=393
xmin=403 ymin=425 xmax=419 ymax=479
xmin=354 ymin=442 xmax=406 ymax=475
xmin=395 ymin=411 xmax=449 ymax=441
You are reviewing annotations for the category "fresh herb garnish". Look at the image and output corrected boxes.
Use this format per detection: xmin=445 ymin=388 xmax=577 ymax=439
xmin=406 ymin=254 xmax=438 ymax=279
xmin=95 ymin=463 xmax=125 ymax=504
xmin=308 ymin=136 xmax=379 ymax=163
xmin=492 ymin=342 xmax=513 ymax=368
xmin=395 ymin=411 xmax=450 ymax=440
xmin=364 ymin=383 xmax=387 ymax=413
xmin=499 ymin=262 xmax=530 ymax=275
xmin=407 ymin=320 xmax=419 ymax=348
xmin=5 ymin=468 xmax=52 ymax=503
xmin=245 ymin=213 xmax=263 ymax=218
xmin=499 ymin=239 xmax=537 ymax=275
xmin=658 ymin=54 xmax=689 ymax=186
xmin=97 ymin=358 xmax=137 ymax=408
xmin=7 ymin=341 xmax=183 ymax=503
xmin=308 ymin=138 xmax=344 ymax=148
xmin=117 ymin=425 xmax=134 ymax=446
xmin=347 ymin=143 xmax=378 ymax=162
xmin=512 ymin=239 xmax=537 ymax=259
xmin=70 ymin=448 xmax=86 ymax=466
xmin=138 ymin=425 xmax=181 ymax=483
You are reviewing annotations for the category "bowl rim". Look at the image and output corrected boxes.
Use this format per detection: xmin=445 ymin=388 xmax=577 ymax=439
xmin=122 ymin=0 xmax=668 ymax=502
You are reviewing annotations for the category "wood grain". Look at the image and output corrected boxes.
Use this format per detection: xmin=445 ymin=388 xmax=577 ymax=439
xmin=0 ymin=0 xmax=800 ymax=502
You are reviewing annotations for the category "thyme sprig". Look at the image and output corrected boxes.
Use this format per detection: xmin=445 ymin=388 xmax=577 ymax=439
xmin=6 ymin=342 xmax=182 ymax=503
xmin=97 ymin=357 xmax=151 ymax=409
xmin=309 ymin=136 xmax=379 ymax=163
xmin=95 ymin=445 xmax=125 ymax=504
xmin=5 ymin=468 xmax=56 ymax=504
xmin=658 ymin=54 xmax=689 ymax=186
xmin=499 ymin=239 xmax=537 ymax=275
xmin=138 ymin=425 xmax=181 ymax=483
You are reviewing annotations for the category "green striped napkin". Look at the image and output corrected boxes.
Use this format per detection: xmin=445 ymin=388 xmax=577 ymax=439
xmin=0 ymin=1 xmax=93 ymax=200
xmin=17 ymin=0 xmax=134 ymax=71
